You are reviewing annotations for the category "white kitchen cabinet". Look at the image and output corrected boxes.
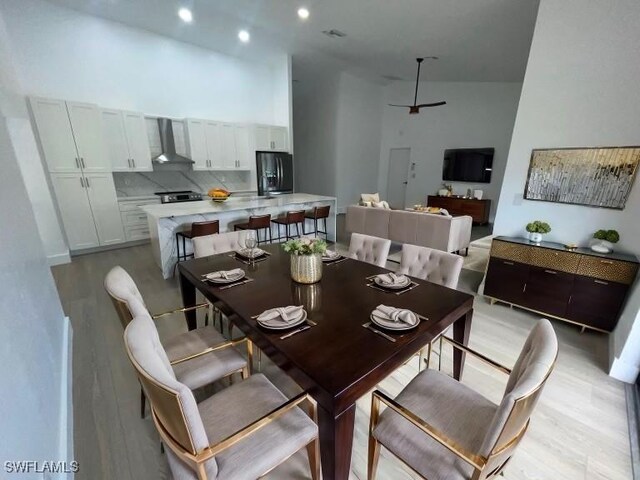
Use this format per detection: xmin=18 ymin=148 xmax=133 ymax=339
xmin=122 ymin=111 xmax=152 ymax=171
xmin=254 ymin=125 xmax=271 ymax=151
xmin=66 ymin=101 xmax=110 ymax=173
xmin=271 ymin=126 xmax=288 ymax=151
xmin=234 ymin=125 xmax=252 ymax=169
xmin=29 ymin=97 xmax=80 ymax=173
xmin=50 ymin=173 xmax=99 ymax=250
xmin=252 ymin=124 xmax=289 ymax=152
xmin=185 ymin=119 xmax=209 ymax=171
xmin=220 ymin=123 xmax=237 ymax=169
xmin=84 ymin=173 xmax=126 ymax=245
xmin=204 ymin=121 xmax=223 ymax=169
xmin=102 ymin=109 xmax=152 ymax=172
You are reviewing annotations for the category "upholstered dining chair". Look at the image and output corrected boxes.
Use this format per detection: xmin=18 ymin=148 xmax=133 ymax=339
xmin=397 ymin=244 xmax=464 ymax=369
xmin=104 ymin=266 xmax=250 ymax=418
xmin=192 ymin=230 xmax=248 ymax=258
xmin=348 ymin=233 xmax=391 ymax=267
xmin=124 ymin=312 xmax=320 ymax=480
xmin=368 ymin=319 xmax=558 ymax=480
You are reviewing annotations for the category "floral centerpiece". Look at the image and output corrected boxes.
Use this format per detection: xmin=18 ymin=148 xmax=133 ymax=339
xmin=591 ymin=229 xmax=620 ymax=253
xmin=525 ymin=220 xmax=551 ymax=244
xmin=282 ymin=237 xmax=327 ymax=284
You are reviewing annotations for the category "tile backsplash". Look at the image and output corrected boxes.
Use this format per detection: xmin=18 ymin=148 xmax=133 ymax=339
xmin=114 ymin=170 xmax=255 ymax=197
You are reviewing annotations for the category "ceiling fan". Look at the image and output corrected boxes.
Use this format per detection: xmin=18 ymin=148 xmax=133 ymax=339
xmin=389 ymin=57 xmax=446 ymax=114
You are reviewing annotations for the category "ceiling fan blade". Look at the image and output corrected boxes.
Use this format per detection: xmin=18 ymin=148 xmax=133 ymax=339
xmin=388 ymin=104 xmax=413 ymax=108
xmin=416 ymin=101 xmax=447 ymax=108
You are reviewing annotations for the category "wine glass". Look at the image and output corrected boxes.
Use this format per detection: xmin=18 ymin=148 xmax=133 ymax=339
xmin=245 ymin=230 xmax=257 ymax=264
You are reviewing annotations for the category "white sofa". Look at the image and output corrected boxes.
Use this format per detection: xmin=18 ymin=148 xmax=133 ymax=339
xmin=345 ymin=205 xmax=472 ymax=254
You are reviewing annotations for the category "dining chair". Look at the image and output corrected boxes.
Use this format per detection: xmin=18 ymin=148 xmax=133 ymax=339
xmin=304 ymin=205 xmax=331 ymax=239
xmin=272 ymin=209 xmax=306 ymax=241
xmin=234 ymin=214 xmax=273 ymax=245
xmin=368 ymin=319 xmax=558 ymax=480
xmin=124 ymin=312 xmax=321 ymax=480
xmin=104 ymin=266 xmax=250 ymax=418
xmin=397 ymin=244 xmax=464 ymax=370
xmin=348 ymin=233 xmax=391 ymax=267
xmin=176 ymin=220 xmax=220 ymax=263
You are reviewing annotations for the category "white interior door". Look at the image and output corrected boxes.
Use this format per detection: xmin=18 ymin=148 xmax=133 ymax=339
xmin=84 ymin=173 xmax=125 ymax=246
xmin=101 ymin=109 xmax=130 ymax=171
xmin=122 ymin=111 xmax=152 ymax=171
xmin=29 ymin=97 xmax=80 ymax=173
xmin=386 ymin=148 xmax=411 ymax=209
xmin=50 ymin=173 xmax=99 ymax=250
xmin=66 ymin=101 xmax=109 ymax=173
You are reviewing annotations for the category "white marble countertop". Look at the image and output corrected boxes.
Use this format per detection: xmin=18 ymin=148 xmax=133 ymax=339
xmin=139 ymin=193 xmax=336 ymax=219
xmin=117 ymin=195 xmax=159 ymax=202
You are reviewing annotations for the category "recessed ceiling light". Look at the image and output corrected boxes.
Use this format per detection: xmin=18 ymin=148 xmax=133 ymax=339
xmin=238 ymin=30 xmax=250 ymax=43
xmin=178 ymin=7 xmax=193 ymax=23
xmin=297 ymin=7 xmax=310 ymax=20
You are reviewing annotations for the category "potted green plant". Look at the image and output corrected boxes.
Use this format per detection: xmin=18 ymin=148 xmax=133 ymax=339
xmin=591 ymin=229 xmax=620 ymax=253
xmin=282 ymin=237 xmax=327 ymax=284
xmin=525 ymin=220 xmax=551 ymax=244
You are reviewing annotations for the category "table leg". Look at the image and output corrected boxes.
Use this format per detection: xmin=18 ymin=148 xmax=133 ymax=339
xmin=179 ymin=270 xmax=198 ymax=331
xmin=452 ymin=308 xmax=473 ymax=381
xmin=318 ymin=403 xmax=356 ymax=480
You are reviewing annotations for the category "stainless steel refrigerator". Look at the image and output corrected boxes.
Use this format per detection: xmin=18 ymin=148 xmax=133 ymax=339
xmin=256 ymin=151 xmax=294 ymax=196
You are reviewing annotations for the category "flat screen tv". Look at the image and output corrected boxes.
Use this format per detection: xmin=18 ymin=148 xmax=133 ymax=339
xmin=442 ymin=148 xmax=494 ymax=183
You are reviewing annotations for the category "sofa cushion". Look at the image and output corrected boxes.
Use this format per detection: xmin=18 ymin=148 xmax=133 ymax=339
xmin=388 ymin=210 xmax=418 ymax=244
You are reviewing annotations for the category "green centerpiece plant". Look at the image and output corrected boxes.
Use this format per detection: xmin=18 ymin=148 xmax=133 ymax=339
xmin=525 ymin=220 xmax=551 ymax=244
xmin=283 ymin=237 xmax=327 ymax=284
xmin=591 ymin=229 xmax=619 ymax=253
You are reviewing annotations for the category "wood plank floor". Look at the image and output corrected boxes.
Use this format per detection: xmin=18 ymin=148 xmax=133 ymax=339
xmin=51 ymin=242 xmax=632 ymax=480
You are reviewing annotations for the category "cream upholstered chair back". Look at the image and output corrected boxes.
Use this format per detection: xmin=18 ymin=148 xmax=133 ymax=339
xmin=193 ymin=230 xmax=248 ymax=258
xmin=104 ymin=266 xmax=148 ymax=328
xmin=479 ymin=319 xmax=558 ymax=476
xmin=348 ymin=233 xmax=391 ymax=267
xmin=124 ymin=312 xmax=217 ymax=479
xmin=397 ymin=244 xmax=463 ymax=289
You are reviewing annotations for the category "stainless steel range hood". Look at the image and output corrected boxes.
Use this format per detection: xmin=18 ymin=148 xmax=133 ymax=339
xmin=152 ymin=118 xmax=194 ymax=165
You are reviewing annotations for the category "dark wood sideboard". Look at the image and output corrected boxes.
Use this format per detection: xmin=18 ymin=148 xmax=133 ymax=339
xmin=484 ymin=236 xmax=639 ymax=332
xmin=427 ymin=195 xmax=491 ymax=224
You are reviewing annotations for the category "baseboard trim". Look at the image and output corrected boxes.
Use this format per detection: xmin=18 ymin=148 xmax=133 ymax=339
xmin=70 ymin=239 xmax=150 ymax=257
xmin=59 ymin=316 xmax=74 ymax=479
xmin=625 ymin=383 xmax=640 ymax=480
xmin=48 ymin=251 xmax=71 ymax=266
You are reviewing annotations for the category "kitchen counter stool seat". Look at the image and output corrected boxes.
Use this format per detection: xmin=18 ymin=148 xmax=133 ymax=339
xmin=272 ymin=210 xmax=305 ymax=241
xmin=176 ymin=220 xmax=220 ymax=262
xmin=234 ymin=214 xmax=272 ymax=245
xmin=304 ymin=205 xmax=331 ymax=239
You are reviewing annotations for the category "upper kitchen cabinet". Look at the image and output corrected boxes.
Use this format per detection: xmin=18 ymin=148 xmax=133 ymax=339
xmin=220 ymin=123 xmax=237 ymax=169
xmin=185 ymin=119 xmax=209 ymax=170
xmin=102 ymin=109 xmax=152 ymax=172
xmin=204 ymin=121 xmax=223 ymax=169
xmin=234 ymin=124 xmax=253 ymax=170
xmin=66 ymin=102 xmax=110 ymax=173
xmin=29 ymin=97 xmax=80 ymax=173
xmin=253 ymin=125 xmax=289 ymax=152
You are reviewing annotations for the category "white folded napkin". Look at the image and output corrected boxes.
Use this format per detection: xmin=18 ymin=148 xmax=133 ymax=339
xmin=323 ymin=249 xmax=340 ymax=259
xmin=257 ymin=305 xmax=304 ymax=324
xmin=373 ymin=304 xmax=418 ymax=326
xmin=205 ymin=268 xmax=244 ymax=280
xmin=376 ymin=272 xmax=408 ymax=286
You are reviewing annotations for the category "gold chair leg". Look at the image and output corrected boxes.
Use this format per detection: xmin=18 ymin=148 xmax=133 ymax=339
xmin=438 ymin=336 xmax=444 ymax=371
xmin=241 ymin=365 xmax=249 ymax=380
xmin=418 ymin=347 xmax=426 ymax=372
xmin=306 ymin=439 xmax=321 ymax=480
xmin=246 ymin=339 xmax=254 ymax=374
xmin=368 ymin=394 xmax=381 ymax=480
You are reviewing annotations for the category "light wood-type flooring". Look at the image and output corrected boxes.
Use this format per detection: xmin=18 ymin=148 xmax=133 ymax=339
xmin=51 ymin=241 xmax=632 ymax=480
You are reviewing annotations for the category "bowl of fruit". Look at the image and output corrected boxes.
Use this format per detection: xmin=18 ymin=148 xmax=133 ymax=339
xmin=208 ymin=188 xmax=231 ymax=203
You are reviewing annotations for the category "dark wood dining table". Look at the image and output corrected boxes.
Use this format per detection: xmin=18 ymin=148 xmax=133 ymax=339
xmin=177 ymin=244 xmax=474 ymax=480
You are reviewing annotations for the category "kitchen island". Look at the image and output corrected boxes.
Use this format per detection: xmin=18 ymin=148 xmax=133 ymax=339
xmin=140 ymin=193 xmax=337 ymax=278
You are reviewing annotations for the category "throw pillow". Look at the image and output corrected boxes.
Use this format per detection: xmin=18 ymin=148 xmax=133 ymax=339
xmin=360 ymin=192 xmax=380 ymax=204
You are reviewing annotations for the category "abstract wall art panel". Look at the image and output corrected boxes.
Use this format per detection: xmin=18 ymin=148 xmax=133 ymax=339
xmin=524 ymin=146 xmax=640 ymax=209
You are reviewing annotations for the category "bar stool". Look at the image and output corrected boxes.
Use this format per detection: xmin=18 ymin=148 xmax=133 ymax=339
xmin=175 ymin=220 xmax=219 ymax=262
xmin=233 ymin=214 xmax=272 ymax=244
xmin=304 ymin=205 xmax=330 ymax=239
xmin=271 ymin=210 xmax=305 ymax=241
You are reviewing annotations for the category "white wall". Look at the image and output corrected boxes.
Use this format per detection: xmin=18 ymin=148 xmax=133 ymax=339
xmin=491 ymin=0 xmax=640 ymax=381
xmin=0 ymin=109 xmax=72 ymax=478
xmin=1 ymin=0 xmax=289 ymax=125
xmin=335 ymin=73 xmax=383 ymax=211
xmin=379 ymin=82 xmax=522 ymax=220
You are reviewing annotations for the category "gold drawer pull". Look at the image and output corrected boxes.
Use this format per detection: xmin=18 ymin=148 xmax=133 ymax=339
xmin=544 ymin=269 xmax=558 ymax=275
xmin=594 ymin=279 xmax=609 ymax=285
xmin=600 ymin=260 xmax=614 ymax=265
xmin=503 ymin=261 xmax=514 ymax=266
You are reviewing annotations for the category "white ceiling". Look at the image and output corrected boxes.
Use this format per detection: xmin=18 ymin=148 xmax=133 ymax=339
xmin=45 ymin=0 xmax=539 ymax=84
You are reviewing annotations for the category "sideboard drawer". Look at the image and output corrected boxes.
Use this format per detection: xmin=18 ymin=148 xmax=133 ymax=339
xmin=529 ymin=247 xmax=580 ymax=274
xmin=576 ymin=256 xmax=639 ymax=285
xmin=490 ymin=240 xmax=531 ymax=264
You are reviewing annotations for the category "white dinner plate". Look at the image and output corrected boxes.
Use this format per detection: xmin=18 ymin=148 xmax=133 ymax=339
xmin=374 ymin=275 xmax=411 ymax=290
xmin=370 ymin=312 xmax=420 ymax=331
xmin=258 ymin=310 xmax=308 ymax=330
xmin=206 ymin=270 xmax=246 ymax=284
